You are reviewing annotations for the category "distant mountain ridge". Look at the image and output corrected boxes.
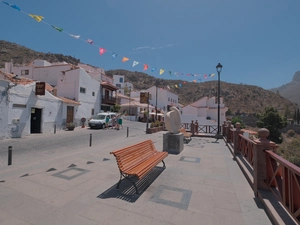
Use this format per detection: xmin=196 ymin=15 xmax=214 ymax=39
xmin=270 ymin=71 xmax=300 ymax=106
xmin=0 ymin=40 xmax=298 ymax=117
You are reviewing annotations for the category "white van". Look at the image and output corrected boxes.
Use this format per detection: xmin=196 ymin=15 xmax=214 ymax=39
xmin=88 ymin=112 xmax=116 ymax=129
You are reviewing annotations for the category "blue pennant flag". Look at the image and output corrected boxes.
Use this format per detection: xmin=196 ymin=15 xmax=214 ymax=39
xmin=112 ymin=53 xmax=117 ymax=59
xmin=151 ymin=67 xmax=156 ymax=72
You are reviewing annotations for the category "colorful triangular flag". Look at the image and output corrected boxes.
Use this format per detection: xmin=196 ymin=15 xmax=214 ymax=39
xmin=112 ymin=53 xmax=117 ymax=59
xmin=169 ymin=71 xmax=172 ymax=76
xmin=28 ymin=14 xmax=44 ymax=22
xmin=2 ymin=2 xmax=20 ymax=11
xmin=179 ymin=84 xmax=182 ymax=88
xmin=144 ymin=64 xmax=148 ymax=71
xmin=175 ymin=84 xmax=178 ymax=88
xmin=70 ymin=34 xmax=80 ymax=39
xmin=86 ymin=39 xmax=94 ymax=44
xmin=193 ymin=80 xmax=196 ymax=83
xmin=204 ymin=74 xmax=207 ymax=78
xmin=99 ymin=48 xmax=106 ymax=55
xmin=122 ymin=57 xmax=129 ymax=62
xmin=159 ymin=69 xmax=164 ymax=75
xmin=210 ymin=73 xmax=215 ymax=77
xmin=167 ymin=85 xmax=170 ymax=89
xmin=51 ymin=25 xmax=63 ymax=32
xmin=151 ymin=67 xmax=156 ymax=72
xmin=132 ymin=61 xmax=139 ymax=67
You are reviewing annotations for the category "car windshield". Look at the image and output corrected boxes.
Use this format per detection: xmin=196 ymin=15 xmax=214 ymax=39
xmin=94 ymin=115 xmax=106 ymax=120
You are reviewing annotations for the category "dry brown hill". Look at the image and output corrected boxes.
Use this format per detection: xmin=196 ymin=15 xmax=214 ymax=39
xmin=0 ymin=40 xmax=80 ymax=67
xmin=106 ymin=69 xmax=298 ymax=117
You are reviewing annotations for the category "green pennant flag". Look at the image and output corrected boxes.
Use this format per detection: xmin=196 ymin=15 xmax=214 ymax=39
xmin=169 ymin=71 xmax=172 ymax=76
xmin=51 ymin=25 xmax=63 ymax=32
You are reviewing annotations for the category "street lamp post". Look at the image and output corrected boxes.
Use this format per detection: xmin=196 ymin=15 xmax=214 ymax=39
xmin=128 ymin=86 xmax=131 ymax=121
xmin=215 ymin=63 xmax=223 ymax=140
xmin=155 ymin=83 xmax=158 ymax=121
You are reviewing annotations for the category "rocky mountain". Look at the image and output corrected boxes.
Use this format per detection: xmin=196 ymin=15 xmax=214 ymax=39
xmin=0 ymin=39 xmax=298 ymax=117
xmin=270 ymin=71 xmax=300 ymax=106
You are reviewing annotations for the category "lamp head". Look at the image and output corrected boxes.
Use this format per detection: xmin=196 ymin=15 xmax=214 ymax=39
xmin=216 ymin=63 xmax=223 ymax=73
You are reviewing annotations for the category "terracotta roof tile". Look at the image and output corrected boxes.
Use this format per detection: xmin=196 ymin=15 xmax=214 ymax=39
xmin=57 ymin=96 xmax=80 ymax=105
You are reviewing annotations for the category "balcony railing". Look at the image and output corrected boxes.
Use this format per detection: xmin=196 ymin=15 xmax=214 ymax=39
xmin=102 ymin=96 xmax=116 ymax=105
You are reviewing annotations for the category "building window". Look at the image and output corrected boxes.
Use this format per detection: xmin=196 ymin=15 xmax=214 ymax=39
xmin=119 ymin=77 xmax=123 ymax=83
xmin=80 ymin=87 xmax=86 ymax=94
xmin=92 ymin=91 xmax=95 ymax=96
xmin=21 ymin=70 xmax=29 ymax=75
xmin=116 ymin=84 xmax=121 ymax=88
xmin=91 ymin=108 xmax=94 ymax=115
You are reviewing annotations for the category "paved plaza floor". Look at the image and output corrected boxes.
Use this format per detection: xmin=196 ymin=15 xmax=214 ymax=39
xmin=0 ymin=128 xmax=272 ymax=225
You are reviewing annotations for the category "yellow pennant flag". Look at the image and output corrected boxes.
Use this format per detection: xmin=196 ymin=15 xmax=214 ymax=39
xmin=28 ymin=14 xmax=44 ymax=22
xmin=159 ymin=69 xmax=164 ymax=75
xmin=175 ymin=84 xmax=178 ymax=88
xmin=122 ymin=57 xmax=129 ymax=62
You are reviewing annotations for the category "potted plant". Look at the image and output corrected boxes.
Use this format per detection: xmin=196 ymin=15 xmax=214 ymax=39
xmin=66 ymin=122 xmax=75 ymax=130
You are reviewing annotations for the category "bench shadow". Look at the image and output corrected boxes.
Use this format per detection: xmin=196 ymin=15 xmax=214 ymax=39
xmin=97 ymin=166 xmax=165 ymax=203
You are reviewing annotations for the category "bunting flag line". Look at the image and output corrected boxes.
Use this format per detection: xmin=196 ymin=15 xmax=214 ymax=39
xmin=132 ymin=61 xmax=139 ymax=67
xmin=122 ymin=57 xmax=129 ymax=62
xmin=86 ymin=39 xmax=94 ymax=44
xmin=51 ymin=25 xmax=63 ymax=32
xmin=2 ymin=2 xmax=20 ymax=11
xmin=28 ymin=14 xmax=44 ymax=22
xmin=2 ymin=2 xmax=218 ymax=84
xmin=99 ymin=48 xmax=106 ymax=55
xmin=70 ymin=34 xmax=80 ymax=39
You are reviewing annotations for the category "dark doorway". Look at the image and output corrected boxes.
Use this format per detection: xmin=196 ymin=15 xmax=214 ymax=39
xmin=66 ymin=106 xmax=74 ymax=123
xmin=31 ymin=108 xmax=42 ymax=133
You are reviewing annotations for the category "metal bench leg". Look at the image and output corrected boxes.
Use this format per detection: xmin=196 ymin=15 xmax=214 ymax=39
xmin=162 ymin=160 xmax=166 ymax=168
xmin=125 ymin=176 xmax=139 ymax=194
xmin=116 ymin=172 xmax=123 ymax=189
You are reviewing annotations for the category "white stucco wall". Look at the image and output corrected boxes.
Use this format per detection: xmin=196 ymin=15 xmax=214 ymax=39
xmin=0 ymin=80 xmax=10 ymax=140
xmin=56 ymin=68 xmax=101 ymax=123
xmin=7 ymin=83 xmax=63 ymax=138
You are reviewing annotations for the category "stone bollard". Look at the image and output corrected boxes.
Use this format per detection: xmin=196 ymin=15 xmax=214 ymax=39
xmin=253 ymin=128 xmax=277 ymax=196
xmin=233 ymin=122 xmax=244 ymax=155
xmin=191 ymin=120 xmax=195 ymax=136
xmin=195 ymin=120 xmax=198 ymax=134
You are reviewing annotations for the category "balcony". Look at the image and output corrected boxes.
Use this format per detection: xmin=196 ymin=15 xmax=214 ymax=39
xmin=102 ymin=96 xmax=116 ymax=105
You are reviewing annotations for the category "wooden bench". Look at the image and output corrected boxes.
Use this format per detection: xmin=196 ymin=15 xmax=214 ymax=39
xmin=180 ymin=128 xmax=192 ymax=143
xmin=110 ymin=139 xmax=168 ymax=194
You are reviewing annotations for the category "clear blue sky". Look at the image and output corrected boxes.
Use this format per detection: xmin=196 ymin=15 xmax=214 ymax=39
xmin=1 ymin=0 xmax=300 ymax=89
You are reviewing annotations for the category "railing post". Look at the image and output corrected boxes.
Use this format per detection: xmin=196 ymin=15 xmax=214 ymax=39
xmin=226 ymin=122 xmax=232 ymax=142
xmin=233 ymin=122 xmax=244 ymax=155
xmin=222 ymin=121 xmax=227 ymax=136
xmin=253 ymin=128 xmax=277 ymax=196
xmin=195 ymin=120 xmax=198 ymax=134
xmin=190 ymin=120 xmax=195 ymax=136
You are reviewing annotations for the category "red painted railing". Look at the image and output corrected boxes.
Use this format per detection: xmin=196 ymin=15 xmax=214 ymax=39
xmin=266 ymin=150 xmax=300 ymax=223
xmin=238 ymin=134 xmax=255 ymax=166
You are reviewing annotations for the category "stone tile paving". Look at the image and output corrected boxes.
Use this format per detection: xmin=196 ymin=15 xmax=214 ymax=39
xmin=0 ymin=133 xmax=273 ymax=225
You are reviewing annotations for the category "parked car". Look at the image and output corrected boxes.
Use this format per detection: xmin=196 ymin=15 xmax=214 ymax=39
xmin=88 ymin=112 xmax=116 ymax=129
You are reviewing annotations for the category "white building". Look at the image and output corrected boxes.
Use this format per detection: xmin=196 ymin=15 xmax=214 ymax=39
xmin=113 ymin=75 xmax=133 ymax=95
xmin=131 ymin=86 xmax=180 ymax=113
xmin=0 ymin=60 xmax=118 ymax=139
xmin=0 ymin=72 xmax=81 ymax=139
xmin=181 ymin=96 xmax=228 ymax=125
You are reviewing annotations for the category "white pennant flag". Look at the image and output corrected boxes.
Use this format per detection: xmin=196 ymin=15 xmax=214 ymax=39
xmin=132 ymin=61 xmax=139 ymax=67
xmin=70 ymin=34 xmax=80 ymax=39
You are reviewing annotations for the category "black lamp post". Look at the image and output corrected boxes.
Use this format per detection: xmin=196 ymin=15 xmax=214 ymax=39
xmin=215 ymin=63 xmax=223 ymax=140
xmin=128 ymin=86 xmax=131 ymax=120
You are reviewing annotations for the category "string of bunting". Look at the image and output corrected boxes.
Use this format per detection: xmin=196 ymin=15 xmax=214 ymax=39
xmin=1 ymin=1 xmax=217 ymax=89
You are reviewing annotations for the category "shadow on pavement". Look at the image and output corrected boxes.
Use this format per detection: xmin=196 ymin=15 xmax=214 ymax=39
xmin=98 ymin=166 xmax=165 ymax=203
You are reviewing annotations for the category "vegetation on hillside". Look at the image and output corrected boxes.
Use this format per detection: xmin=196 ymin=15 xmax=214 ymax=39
xmin=257 ymin=107 xmax=287 ymax=144
xmin=277 ymin=132 xmax=300 ymax=167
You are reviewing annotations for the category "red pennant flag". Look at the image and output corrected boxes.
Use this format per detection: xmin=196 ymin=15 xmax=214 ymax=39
xmin=144 ymin=64 xmax=149 ymax=71
xmin=183 ymin=81 xmax=186 ymax=84
xmin=99 ymin=48 xmax=106 ymax=55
